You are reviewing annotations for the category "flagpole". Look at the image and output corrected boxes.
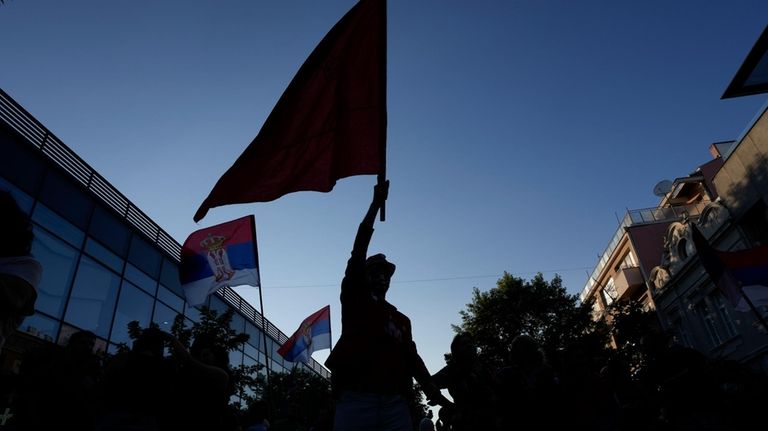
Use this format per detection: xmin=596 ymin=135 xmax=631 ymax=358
xmin=249 ymin=215 xmax=272 ymax=394
xmin=378 ymin=0 xmax=388 ymax=222
xmin=740 ymin=290 xmax=768 ymax=333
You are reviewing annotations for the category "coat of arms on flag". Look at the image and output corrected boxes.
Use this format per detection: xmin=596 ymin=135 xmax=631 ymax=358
xmin=180 ymin=216 xmax=260 ymax=306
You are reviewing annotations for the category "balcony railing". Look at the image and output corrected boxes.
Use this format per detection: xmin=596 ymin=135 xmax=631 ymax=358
xmin=580 ymin=202 xmax=707 ymax=302
xmin=0 ymin=88 xmax=330 ymax=378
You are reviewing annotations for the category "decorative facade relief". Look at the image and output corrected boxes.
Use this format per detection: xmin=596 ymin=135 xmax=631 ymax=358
xmin=648 ymin=201 xmax=730 ymax=291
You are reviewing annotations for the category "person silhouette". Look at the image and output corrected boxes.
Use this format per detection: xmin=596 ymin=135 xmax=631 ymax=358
xmin=0 ymin=190 xmax=42 ymax=350
xmin=325 ymin=181 xmax=450 ymax=431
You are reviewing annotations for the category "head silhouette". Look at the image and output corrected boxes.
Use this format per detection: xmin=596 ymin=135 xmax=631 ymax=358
xmin=365 ymin=253 xmax=395 ymax=299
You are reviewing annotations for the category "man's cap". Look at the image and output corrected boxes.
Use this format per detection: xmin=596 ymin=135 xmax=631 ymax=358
xmin=365 ymin=253 xmax=396 ymax=276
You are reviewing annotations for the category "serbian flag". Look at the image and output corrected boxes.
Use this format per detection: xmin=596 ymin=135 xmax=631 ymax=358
xmin=691 ymin=223 xmax=768 ymax=311
xmin=278 ymin=305 xmax=332 ymax=364
xmin=194 ymin=0 xmax=387 ymax=222
xmin=179 ymin=216 xmax=260 ymax=306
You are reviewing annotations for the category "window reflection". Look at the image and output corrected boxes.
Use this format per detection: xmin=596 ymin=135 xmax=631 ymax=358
xmin=89 ymin=206 xmax=131 ymax=256
xmin=32 ymin=203 xmax=85 ymax=247
xmin=153 ymin=301 xmax=180 ymax=334
xmin=127 ymin=235 xmax=161 ymax=277
xmin=85 ymin=238 xmax=124 ymax=273
xmin=158 ymin=285 xmax=184 ymax=312
xmin=110 ymin=281 xmax=154 ymax=346
xmin=20 ymin=313 xmax=59 ymax=342
xmin=31 ymin=227 xmax=78 ymax=318
xmin=0 ymin=176 xmax=34 ymax=213
xmin=64 ymin=256 xmax=120 ymax=338
xmin=125 ymin=264 xmax=158 ymax=295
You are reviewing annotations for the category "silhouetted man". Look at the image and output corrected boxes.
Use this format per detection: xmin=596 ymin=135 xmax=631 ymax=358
xmin=326 ymin=181 xmax=449 ymax=431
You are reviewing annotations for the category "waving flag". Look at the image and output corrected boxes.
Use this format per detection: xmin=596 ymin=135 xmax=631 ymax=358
xmin=194 ymin=0 xmax=387 ymax=222
xmin=278 ymin=305 xmax=332 ymax=363
xmin=180 ymin=216 xmax=259 ymax=306
xmin=691 ymin=223 xmax=768 ymax=311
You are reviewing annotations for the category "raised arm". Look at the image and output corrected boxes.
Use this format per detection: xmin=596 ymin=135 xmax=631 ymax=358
xmin=341 ymin=181 xmax=389 ymax=299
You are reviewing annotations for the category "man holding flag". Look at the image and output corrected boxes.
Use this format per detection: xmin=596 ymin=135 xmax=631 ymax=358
xmin=325 ymin=182 xmax=451 ymax=431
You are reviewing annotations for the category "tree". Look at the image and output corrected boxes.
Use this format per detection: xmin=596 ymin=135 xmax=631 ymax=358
xmin=255 ymin=366 xmax=332 ymax=431
xmin=456 ymin=272 xmax=607 ymax=367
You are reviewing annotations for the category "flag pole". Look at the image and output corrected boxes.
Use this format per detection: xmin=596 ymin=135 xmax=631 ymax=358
xmin=249 ymin=215 xmax=272 ymax=393
xmin=378 ymin=0 xmax=388 ymax=222
xmin=740 ymin=290 xmax=768 ymax=333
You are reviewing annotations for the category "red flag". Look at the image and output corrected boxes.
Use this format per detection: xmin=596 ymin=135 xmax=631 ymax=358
xmin=195 ymin=0 xmax=386 ymax=222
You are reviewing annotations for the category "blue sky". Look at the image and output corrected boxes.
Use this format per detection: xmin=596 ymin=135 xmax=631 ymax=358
xmin=2 ymin=0 xmax=768 ymax=383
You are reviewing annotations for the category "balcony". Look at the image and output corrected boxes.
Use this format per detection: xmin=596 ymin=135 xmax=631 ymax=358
xmin=613 ymin=266 xmax=644 ymax=300
xmin=580 ymin=201 xmax=707 ymax=302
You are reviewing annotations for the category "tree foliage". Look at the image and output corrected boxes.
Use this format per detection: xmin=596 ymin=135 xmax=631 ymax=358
xmin=456 ymin=272 xmax=607 ymax=367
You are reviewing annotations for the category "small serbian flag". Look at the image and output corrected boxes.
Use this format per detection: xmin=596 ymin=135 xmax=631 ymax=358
xmin=180 ymin=215 xmax=259 ymax=306
xmin=278 ymin=305 xmax=332 ymax=364
xmin=691 ymin=223 xmax=768 ymax=311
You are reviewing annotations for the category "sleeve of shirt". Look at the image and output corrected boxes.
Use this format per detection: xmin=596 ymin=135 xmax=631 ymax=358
xmin=341 ymin=223 xmax=374 ymax=302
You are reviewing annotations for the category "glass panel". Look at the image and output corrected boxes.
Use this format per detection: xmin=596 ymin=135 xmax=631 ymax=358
xmin=30 ymin=227 xmax=78 ymax=318
xmin=185 ymin=304 xmax=201 ymax=323
xmin=124 ymin=264 xmax=158 ymax=296
xmin=127 ymin=234 xmax=161 ymax=278
xmin=20 ymin=312 xmax=59 ymax=342
xmin=153 ymin=300 xmax=180 ymax=334
xmin=110 ymin=281 xmax=155 ymax=346
xmin=0 ymin=175 xmax=34 ymax=213
xmin=32 ymin=203 xmax=85 ymax=247
xmin=38 ymin=170 xmax=93 ymax=229
xmin=64 ymin=256 xmax=121 ymax=338
xmin=209 ymin=295 xmax=229 ymax=316
xmin=58 ymin=323 xmax=107 ymax=353
xmin=244 ymin=344 xmax=261 ymax=366
xmin=0 ymin=142 xmax=45 ymax=196
xmin=158 ymin=285 xmax=184 ymax=312
xmin=230 ymin=312 xmax=245 ymax=334
xmin=243 ymin=352 xmax=257 ymax=368
xmin=85 ymin=238 xmax=124 ymax=273
xmin=160 ymin=258 xmax=184 ymax=297
xmin=245 ymin=323 xmax=262 ymax=352
xmin=229 ymin=349 xmax=243 ymax=368
xmin=89 ymin=206 xmax=131 ymax=256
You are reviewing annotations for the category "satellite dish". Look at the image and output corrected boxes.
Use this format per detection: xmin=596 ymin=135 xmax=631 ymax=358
xmin=653 ymin=180 xmax=673 ymax=197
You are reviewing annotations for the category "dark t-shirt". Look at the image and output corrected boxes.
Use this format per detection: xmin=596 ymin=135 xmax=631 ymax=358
xmin=325 ymin=225 xmax=430 ymax=396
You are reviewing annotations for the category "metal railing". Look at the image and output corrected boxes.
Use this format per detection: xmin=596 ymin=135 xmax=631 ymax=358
xmin=0 ymin=88 xmax=329 ymax=377
xmin=580 ymin=201 xmax=707 ymax=302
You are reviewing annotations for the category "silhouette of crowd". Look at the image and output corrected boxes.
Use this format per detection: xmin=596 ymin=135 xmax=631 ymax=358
xmin=2 ymin=187 xmax=768 ymax=431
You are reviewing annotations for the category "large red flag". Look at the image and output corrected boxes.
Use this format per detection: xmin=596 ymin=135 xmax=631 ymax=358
xmin=195 ymin=0 xmax=386 ymax=222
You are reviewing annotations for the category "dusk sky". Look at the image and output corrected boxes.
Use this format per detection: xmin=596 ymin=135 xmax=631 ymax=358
xmin=2 ymin=0 xmax=768 ymax=384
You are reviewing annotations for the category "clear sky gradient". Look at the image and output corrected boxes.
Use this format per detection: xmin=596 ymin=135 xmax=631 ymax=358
xmin=2 ymin=0 xmax=768 ymax=379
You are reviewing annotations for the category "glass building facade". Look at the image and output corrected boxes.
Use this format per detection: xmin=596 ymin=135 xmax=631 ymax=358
xmin=0 ymin=88 xmax=329 ymax=381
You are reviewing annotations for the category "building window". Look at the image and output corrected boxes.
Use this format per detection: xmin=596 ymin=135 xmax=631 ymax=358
xmin=20 ymin=312 xmax=59 ymax=343
xmin=64 ymin=256 xmax=121 ymax=339
xmin=602 ymin=278 xmax=617 ymax=306
xmin=85 ymin=238 xmax=124 ymax=274
xmin=31 ymin=227 xmax=79 ymax=319
xmin=158 ymin=285 xmax=184 ymax=312
xmin=127 ymin=234 xmax=161 ymax=278
xmin=110 ymin=281 xmax=155 ymax=346
xmin=160 ymin=258 xmax=184 ymax=297
xmin=678 ymin=238 xmax=689 ymax=260
xmin=89 ymin=206 xmax=131 ymax=256
xmin=153 ymin=300 xmax=179 ymax=334
xmin=32 ymin=203 xmax=85 ymax=247
xmin=710 ymin=292 xmax=738 ymax=338
xmin=0 ymin=175 xmax=34 ymax=213
xmin=694 ymin=302 xmax=722 ymax=347
xmin=124 ymin=263 xmax=158 ymax=296
xmin=38 ymin=170 xmax=93 ymax=229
